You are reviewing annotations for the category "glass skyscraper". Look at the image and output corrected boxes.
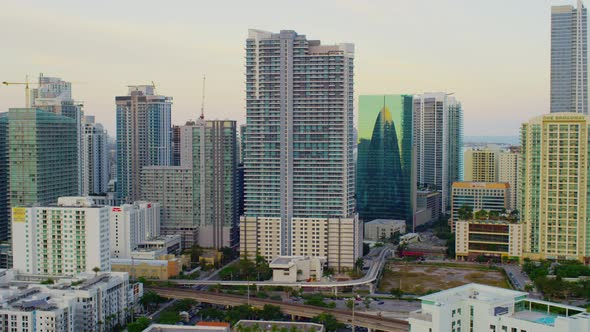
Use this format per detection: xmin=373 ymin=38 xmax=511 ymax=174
xmin=7 ymin=108 xmax=78 ymax=241
xmin=551 ymin=1 xmax=588 ymax=114
xmin=0 ymin=114 xmax=7 ymax=241
xmin=357 ymin=95 xmax=414 ymax=224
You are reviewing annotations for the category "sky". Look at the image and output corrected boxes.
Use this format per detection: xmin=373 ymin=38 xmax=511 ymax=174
xmin=0 ymin=0 xmax=580 ymax=136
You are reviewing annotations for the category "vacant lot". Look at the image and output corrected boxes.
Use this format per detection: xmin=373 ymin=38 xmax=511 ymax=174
xmin=378 ymin=263 xmax=510 ymax=295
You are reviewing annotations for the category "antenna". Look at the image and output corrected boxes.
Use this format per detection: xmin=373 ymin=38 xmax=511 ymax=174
xmin=200 ymin=75 xmax=206 ymax=120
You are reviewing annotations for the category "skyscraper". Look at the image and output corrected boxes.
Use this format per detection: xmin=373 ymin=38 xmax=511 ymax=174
xmin=551 ymin=1 xmax=588 ymax=114
xmin=141 ymin=119 xmax=237 ymax=249
xmin=240 ymin=29 xmax=361 ymax=270
xmin=357 ymin=95 xmax=414 ymax=224
xmin=0 ymin=115 xmax=7 ymax=241
xmin=464 ymin=146 xmax=500 ymax=182
xmin=32 ymin=74 xmax=84 ymax=194
xmin=521 ymin=113 xmax=590 ymax=262
xmin=116 ymin=85 xmax=172 ymax=203
xmin=7 ymin=108 xmax=78 ymax=239
xmin=413 ymin=92 xmax=463 ymax=212
xmin=82 ymin=116 xmax=109 ymax=195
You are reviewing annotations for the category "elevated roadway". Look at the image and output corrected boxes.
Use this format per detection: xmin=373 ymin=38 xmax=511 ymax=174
xmin=147 ymin=286 xmax=409 ymax=332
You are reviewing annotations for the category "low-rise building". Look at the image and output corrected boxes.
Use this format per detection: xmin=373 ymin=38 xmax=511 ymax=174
xmin=142 ymin=322 xmax=230 ymax=332
xmin=415 ymin=190 xmax=441 ymax=227
xmin=0 ymin=269 xmax=138 ymax=332
xmin=111 ymin=255 xmax=188 ymax=280
xmin=241 ymin=216 xmax=363 ymax=271
xmin=409 ymin=283 xmax=590 ymax=332
xmin=364 ymin=219 xmax=406 ymax=242
xmin=269 ymin=256 xmax=325 ymax=282
xmin=137 ymin=235 xmax=182 ymax=255
xmin=455 ymin=219 xmax=523 ymax=261
xmin=235 ymin=320 xmax=324 ymax=332
xmin=450 ymin=182 xmax=510 ymax=232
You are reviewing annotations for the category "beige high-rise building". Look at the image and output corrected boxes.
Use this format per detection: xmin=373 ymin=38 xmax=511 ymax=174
xmin=521 ymin=113 xmax=590 ymax=262
xmin=464 ymin=145 xmax=500 ymax=182
xmin=498 ymin=150 xmax=520 ymax=210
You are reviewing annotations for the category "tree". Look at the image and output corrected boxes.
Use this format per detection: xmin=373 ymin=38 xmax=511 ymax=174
xmin=311 ymin=313 xmax=342 ymax=332
xmin=363 ymin=243 xmax=371 ymax=256
xmin=345 ymin=299 xmax=354 ymax=310
xmin=157 ymin=311 xmax=180 ymax=324
xmin=93 ymin=266 xmax=100 ymax=276
xmin=475 ymin=255 xmax=487 ymax=263
xmin=474 ymin=210 xmax=489 ymax=220
xmin=488 ymin=210 xmax=500 ymax=220
xmin=363 ymin=297 xmax=371 ymax=309
xmin=127 ymin=317 xmax=151 ymax=332
xmin=390 ymin=288 xmax=403 ymax=298
xmin=457 ymin=204 xmax=473 ymax=220
xmin=259 ymin=304 xmax=283 ymax=321
xmin=354 ymin=258 xmax=364 ymax=272
xmin=139 ymin=291 xmax=166 ymax=311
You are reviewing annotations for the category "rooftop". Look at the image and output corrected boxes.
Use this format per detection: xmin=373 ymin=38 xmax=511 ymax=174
xmin=419 ymin=283 xmax=526 ymax=305
xmin=366 ymin=219 xmax=405 ymax=226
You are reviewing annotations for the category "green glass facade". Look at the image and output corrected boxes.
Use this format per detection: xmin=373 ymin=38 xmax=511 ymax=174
xmin=357 ymin=95 xmax=414 ymax=223
xmin=8 ymin=108 xmax=78 ymax=238
xmin=0 ymin=114 xmax=7 ymax=241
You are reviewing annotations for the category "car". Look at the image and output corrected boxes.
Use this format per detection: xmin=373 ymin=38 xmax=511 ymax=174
xmin=378 ymin=301 xmax=385 ymax=305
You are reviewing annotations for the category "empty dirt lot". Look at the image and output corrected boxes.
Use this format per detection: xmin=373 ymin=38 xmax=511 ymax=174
xmin=378 ymin=262 xmax=510 ymax=295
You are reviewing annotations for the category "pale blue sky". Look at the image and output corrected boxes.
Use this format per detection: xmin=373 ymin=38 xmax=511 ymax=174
xmin=0 ymin=0 xmax=580 ymax=136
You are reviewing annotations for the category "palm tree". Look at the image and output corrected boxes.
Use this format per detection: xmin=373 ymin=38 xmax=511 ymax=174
xmin=93 ymin=266 xmax=100 ymax=277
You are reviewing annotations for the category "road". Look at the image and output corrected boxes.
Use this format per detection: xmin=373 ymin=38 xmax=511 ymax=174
xmin=161 ymin=248 xmax=390 ymax=289
xmin=147 ymin=287 xmax=409 ymax=332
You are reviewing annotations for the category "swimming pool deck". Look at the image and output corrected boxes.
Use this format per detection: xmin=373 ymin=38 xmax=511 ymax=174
xmin=512 ymin=310 xmax=557 ymax=326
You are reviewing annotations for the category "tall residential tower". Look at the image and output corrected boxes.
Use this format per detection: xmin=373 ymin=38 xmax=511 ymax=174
xmin=116 ymin=85 xmax=172 ymax=203
xmin=82 ymin=116 xmax=109 ymax=195
xmin=413 ymin=92 xmax=463 ymax=213
xmin=521 ymin=113 xmax=590 ymax=262
xmin=551 ymin=1 xmax=588 ymax=114
xmin=240 ymin=30 xmax=361 ymax=270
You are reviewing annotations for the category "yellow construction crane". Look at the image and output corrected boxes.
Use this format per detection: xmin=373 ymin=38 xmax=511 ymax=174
xmin=2 ymin=75 xmax=85 ymax=108
xmin=2 ymin=75 xmax=35 ymax=108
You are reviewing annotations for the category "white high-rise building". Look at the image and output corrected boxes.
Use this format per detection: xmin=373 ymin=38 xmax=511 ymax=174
xmin=241 ymin=30 xmax=361 ymax=270
xmin=110 ymin=201 xmax=160 ymax=259
xmin=82 ymin=116 xmax=109 ymax=195
xmin=12 ymin=197 xmax=110 ymax=276
xmin=498 ymin=149 xmax=520 ymax=210
xmin=413 ymin=92 xmax=463 ymax=213
xmin=409 ymin=283 xmax=590 ymax=332
xmin=551 ymin=1 xmax=588 ymax=114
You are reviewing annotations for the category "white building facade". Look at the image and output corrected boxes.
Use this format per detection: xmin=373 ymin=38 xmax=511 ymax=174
xmin=409 ymin=283 xmax=590 ymax=332
xmin=82 ymin=115 xmax=109 ymax=196
xmin=12 ymin=197 xmax=110 ymax=276
xmin=110 ymin=201 xmax=160 ymax=259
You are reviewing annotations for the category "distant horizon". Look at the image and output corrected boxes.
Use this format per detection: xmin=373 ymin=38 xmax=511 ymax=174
xmin=0 ymin=0 xmax=581 ymax=137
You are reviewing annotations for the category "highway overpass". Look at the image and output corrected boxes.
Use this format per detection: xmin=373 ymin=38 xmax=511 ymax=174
xmin=147 ymin=287 xmax=409 ymax=332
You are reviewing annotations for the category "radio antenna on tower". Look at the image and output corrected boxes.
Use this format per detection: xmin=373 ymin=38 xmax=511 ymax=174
xmin=200 ymin=75 xmax=206 ymax=120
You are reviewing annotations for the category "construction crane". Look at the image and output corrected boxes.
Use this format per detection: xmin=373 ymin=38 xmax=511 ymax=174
xmin=200 ymin=75 xmax=206 ymax=120
xmin=2 ymin=75 xmax=85 ymax=108
xmin=2 ymin=75 xmax=35 ymax=108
